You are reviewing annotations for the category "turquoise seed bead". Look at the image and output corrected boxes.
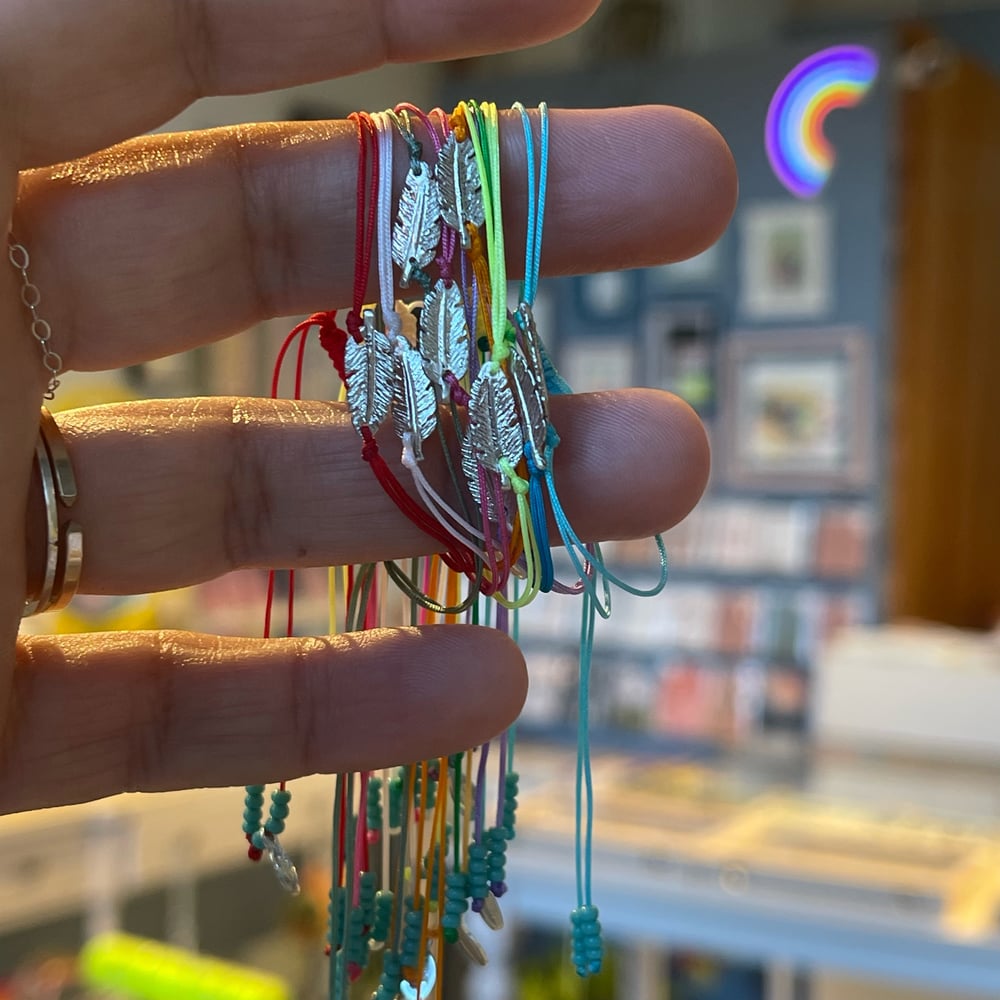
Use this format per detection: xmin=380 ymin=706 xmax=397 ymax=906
xmin=400 ymin=903 xmax=424 ymax=968
xmin=264 ymin=788 xmax=291 ymax=837
xmin=359 ymin=870 xmax=377 ymax=926
xmin=570 ymin=905 xmax=603 ymax=977
xmin=375 ymin=951 xmax=402 ymax=1000
xmin=371 ymin=889 xmax=394 ymax=943
xmin=389 ymin=774 xmax=404 ymax=829
xmin=345 ymin=905 xmax=369 ymax=968
xmin=441 ymin=870 xmax=469 ymax=940
xmin=467 ymin=842 xmax=489 ymax=910
xmin=503 ymin=772 xmax=519 ymax=840
xmin=485 ymin=827 xmax=508 ymax=895
xmin=366 ymin=777 xmax=384 ymax=831
xmin=241 ymin=813 xmax=262 ymax=834
xmin=327 ymin=887 xmax=345 ymax=946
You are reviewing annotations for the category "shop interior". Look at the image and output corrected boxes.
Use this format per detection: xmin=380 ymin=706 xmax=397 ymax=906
xmin=7 ymin=1 xmax=1000 ymax=998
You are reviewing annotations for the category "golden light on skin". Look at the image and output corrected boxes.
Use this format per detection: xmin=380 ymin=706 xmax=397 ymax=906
xmin=40 ymin=121 xmax=352 ymax=186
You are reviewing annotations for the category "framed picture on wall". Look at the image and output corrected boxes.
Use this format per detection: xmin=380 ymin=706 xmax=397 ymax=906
xmin=719 ymin=327 xmax=873 ymax=492
xmin=558 ymin=334 xmax=637 ymax=394
xmin=640 ymin=299 xmax=718 ymax=415
xmin=572 ymin=270 xmax=639 ymax=323
xmin=739 ymin=201 xmax=833 ymax=319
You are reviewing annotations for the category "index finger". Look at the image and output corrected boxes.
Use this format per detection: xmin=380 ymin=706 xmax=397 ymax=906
xmin=15 ymin=106 xmax=737 ymax=372
xmin=0 ymin=0 xmax=600 ymax=169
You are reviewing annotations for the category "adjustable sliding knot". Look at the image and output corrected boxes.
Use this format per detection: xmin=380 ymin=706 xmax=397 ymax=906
xmin=498 ymin=459 xmax=528 ymax=497
xmin=360 ymin=427 xmax=380 ymax=463
xmin=436 ymin=252 xmax=453 ymax=284
xmin=316 ymin=312 xmax=349 ymax=384
xmin=467 ymin=226 xmax=485 ymax=262
xmin=346 ymin=310 xmax=363 ymax=341
xmin=409 ymin=265 xmax=434 ymax=295
xmin=444 ymin=373 xmax=470 ymax=406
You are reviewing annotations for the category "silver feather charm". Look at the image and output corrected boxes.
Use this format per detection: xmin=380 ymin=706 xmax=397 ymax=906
xmin=437 ymin=133 xmax=484 ymax=249
xmin=510 ymin=302 xmax=551 ymax=468
xmin=420 ymin=279 xmax=469 ymax=395
xmin=392 ymin=343 xmax=438 ymax=461
xmin=344 ymin=309 xmax=394 ymax=434
xmin=392 ymin=166 xmax=441 ymax=288
xmin=462 ymin=366 xmax=524 ymax=501
xmin=510 ymin=350 xmax=548 ymax=471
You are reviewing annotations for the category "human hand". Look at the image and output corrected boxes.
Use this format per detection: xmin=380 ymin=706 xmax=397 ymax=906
xmin=0 ymin=0 xmax=736 ymax=815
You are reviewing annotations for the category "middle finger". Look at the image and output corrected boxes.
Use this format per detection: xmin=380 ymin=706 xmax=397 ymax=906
xmin=44 ymin=389 xmax=709 ymax=596
xmin=15 ymin=106 xmax=736 ymax=372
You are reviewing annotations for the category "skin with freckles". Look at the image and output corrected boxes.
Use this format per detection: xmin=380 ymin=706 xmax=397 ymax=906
xmin=0 ymin=0 xmax=737 ymax=816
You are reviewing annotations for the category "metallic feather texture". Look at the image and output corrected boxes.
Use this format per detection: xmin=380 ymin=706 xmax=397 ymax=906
xmin=437 ymin=134 xmax=485 ymax=248
xmin=510 ymin=351 xmax=548 ymax=471
xmin=392 ymin=166 xmax=442 ymax=287
xmin=462 ymin=365 xmax=524 ymax=502
xmin=510 ymin=302 xmax=551 ymax=468
xmin=419 ymin=279 xmax=470 ymax=394
xmin=344 ymin=309 xmax=394 ymax=434
xmin=392 ymin=342 xmax=438 ymax=461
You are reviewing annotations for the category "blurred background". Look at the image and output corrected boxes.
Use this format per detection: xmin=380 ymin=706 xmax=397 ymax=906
xmin=9 ymin=1 xmax=1000 ymax=998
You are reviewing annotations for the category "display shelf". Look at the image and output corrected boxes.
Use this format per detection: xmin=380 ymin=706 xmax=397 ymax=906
xmin=655 ymin=569 xmax=871 ymax=591
xmin=3 ymin=749 xmax=999 ymax=995
xmin=503 ymin=748 xmax=1000 ymax=997
xmin=520 ymin=636 xmax=815 ymax=672
xmin=502 ymin=842 xmax=1000 ymax=997
xmin=0 ymin=775 xmax=336 ymax=938
xmin=510 ymin=722 xmax=723 ymax=760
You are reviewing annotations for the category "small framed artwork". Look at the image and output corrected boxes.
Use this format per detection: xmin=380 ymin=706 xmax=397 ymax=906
xmin=572 ymin=270 xmax=639 ymax=324
xmin=720 ymin=327 xmax=873 ymax=492
xmin=558 ymin=334 xmax=637 ymax=394
xmin=739 ymin=201 xmax=832 ymax=319
xmin=760 ymin=666 xmax=809 ymax=734
xmin=640 ymin=300 xmax=718 ymax=414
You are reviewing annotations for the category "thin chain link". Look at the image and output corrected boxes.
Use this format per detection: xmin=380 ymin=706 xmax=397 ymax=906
xmin=7 ymin=233 xmax=62 ymax=399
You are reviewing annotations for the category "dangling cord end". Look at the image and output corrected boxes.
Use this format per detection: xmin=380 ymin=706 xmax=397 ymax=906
xmin=571 ymin=582 xmax=602 ymax=977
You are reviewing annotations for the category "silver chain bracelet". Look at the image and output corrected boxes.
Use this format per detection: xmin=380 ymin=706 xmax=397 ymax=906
xmin=7 ymin=233 xmax=63 ymax=400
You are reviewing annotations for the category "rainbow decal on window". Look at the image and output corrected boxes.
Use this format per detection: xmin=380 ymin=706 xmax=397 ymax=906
xmin=765 ymin=44 xmax=879 ymax=199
